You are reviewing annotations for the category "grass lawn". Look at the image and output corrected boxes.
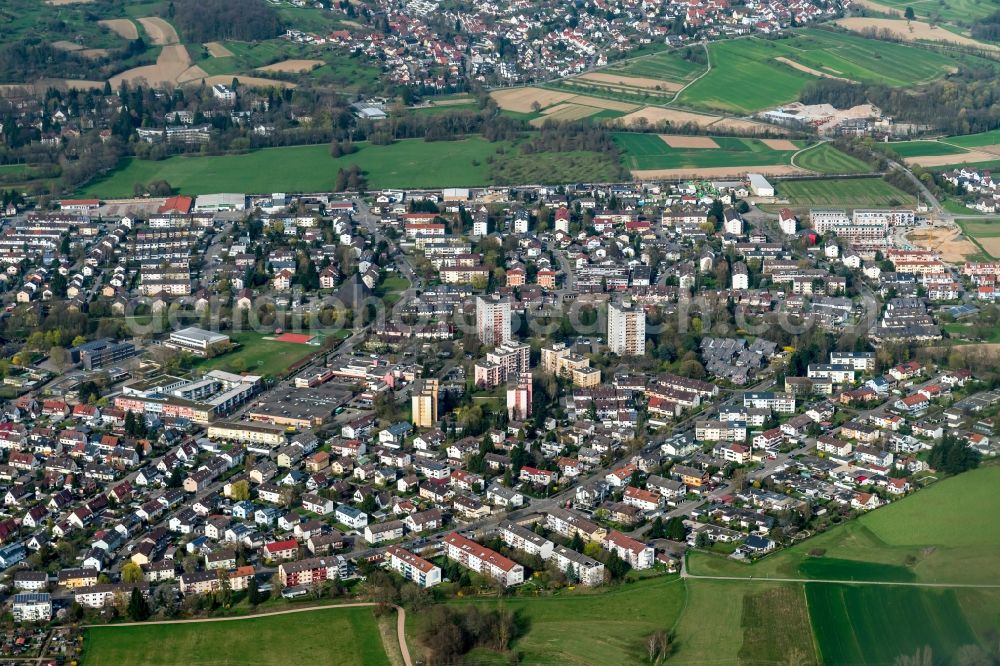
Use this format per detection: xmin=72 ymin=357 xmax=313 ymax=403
xmin=677 ymin=39 xmax=814 ymax=114
xmin=490 ymin=149 xmax=625 ymax=185
xmin=886 ymin=140 xmax=969 ymax=158
xmin=407 ymin=576 xmax=685 ymax=665
xmin=676 ymin=29 xmax=975 ymax=114
xmin=197 ymin=330 xmax=326 ymax=377
xmin=777 ymin=177 xmax=914 ymax=207
xmin=375 ymin=275 xmax=410 ymax=306
xmin=606 ymin=49 xmax=706 ymax=83
xmin=807 ymin=584 xmax=978 ymax=665
xmin=943 ymin=199 xmax=983 ymax=216
xmin=946 ymin=128 xmax=1000 ymax=148
xmin=613 ymin=132 xmax=801 ymax=170
xmin=794 ymin=143 xmax=873 ymax=173
xmin=82 ymin=138 xmax=508 ymax=196
xmin=688 ymin=466 xmax=1000 ymax=585
xmin=82 ymin=606 xmax=390 ymax=666
xmin=671 ymin=580 xmax=818 ymax=665
xmin=872 ymin=0 xmax=1000 ymax=22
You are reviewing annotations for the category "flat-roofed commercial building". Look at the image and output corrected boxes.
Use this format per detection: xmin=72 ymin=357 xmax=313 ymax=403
xmin=207 ymin=421 xmax=288 ymax=447
xmin=165 ymin=327 xmax=230 ymax=357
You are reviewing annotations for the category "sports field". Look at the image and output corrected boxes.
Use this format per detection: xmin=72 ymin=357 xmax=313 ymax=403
xmin=613 ymin=132 xmax=802 ymax=170
xmin=777 ymin=177 xmax=913 ymax=207
xmin=807 ymin=585 xmax=979 ymax=664
xmin=82 ymin=138 xmax=507 ymax=196
xmin=197 ymin=330 xmax=329 ymax=378
xmin=83 ymin=606 xmax=390 ymax=665
xmin=676 ymin=29 xmax=974 ymax=113
xmin=794 ymin=143 xmax=873 ymax=173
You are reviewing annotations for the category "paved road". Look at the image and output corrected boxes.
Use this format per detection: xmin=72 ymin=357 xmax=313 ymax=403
xmin=84 ymin=602 xmax=413 ymax=666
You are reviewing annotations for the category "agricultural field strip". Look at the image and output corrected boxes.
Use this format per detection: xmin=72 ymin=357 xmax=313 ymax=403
xmin=683 ymin=572 xmax=1000 ymax=588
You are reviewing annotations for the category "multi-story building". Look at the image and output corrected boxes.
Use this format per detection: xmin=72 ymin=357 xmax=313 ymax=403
xmin=830 ymin=351 xmax=876 ymax=372
xmin=386 ymin=545 xmax=442 ymax=588
xmin=546 ymin=507 xmax=607 ymax=543
xmin=69 ymin=338 xmax=136 ymax=370
xmin=179 ymin=567 xmax=254 ymax=595
xmin=539 ymin=342 xmax=600 ymax=387
xmin=743 ymin=392 xmax=796 ymax=413
xmin=75 ymin=583 xmax=150 ymax=608
xmin=476 ymin=296 xmax=512 ymax=347
xmin=550 ymin=545 xmax=605 ymax=585
xmin=444 ymin=532 xmax=524 ymax=587
xmin=474 ymin=342 xmax=531 ymax=389
xmin=506 ymin=372 xmax=532 ymax=421
xmin=364 ymin=520 xmax=405 ymax=545
xmin=411 ymin=379 xmax=439 ymax=428
xmin=603 ymin=530 xmax=655 ymax=570
xmin=499 ymin=522 xmax=554 ymax=559
xmin=695 ymin=420 xmax=748 ymax=442
xmin=207 ymin=421 xmax=287 ymax=447
xmin=278 ymin=556 xmax=344 ymax=587
xmin=608 ymin=302 xmax=645 ymax=356
xmin=12 ymin=593 xmax=52 ymax=622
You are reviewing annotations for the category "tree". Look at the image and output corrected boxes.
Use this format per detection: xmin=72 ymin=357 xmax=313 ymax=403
xmin=695 ymin=530 xmax=710 ymax=548
xmin=248 ymin=576 xmax=261 ymax=606
xmin=49 ymin=346 xmax=68 ymax=371
xmin=665 ymin=517 xmax=687 ymax=541
xmin=230 ymin=479 xmax=250 ymax=501
xmin=904 ymin=6 xmax=916 ymax=19
xmin=216 ymin=568 xmax=233 ymax=608
xmin=128 ymin=586 xmax=150 ymax=621
xmin=122 ymin=562 xmax=144 ymax=584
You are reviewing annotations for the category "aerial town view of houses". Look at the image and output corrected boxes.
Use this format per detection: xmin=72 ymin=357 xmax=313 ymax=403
xmin=1 ymin=0 xmax=1000 ymax=664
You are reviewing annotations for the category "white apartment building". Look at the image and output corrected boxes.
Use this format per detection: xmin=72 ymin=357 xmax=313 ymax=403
xmin=476 ymin=296 xmax=512 ymax=347
xmin=608 ymin=301 xmax=645 ymax=356
xmin=743 ymin=392 xmax=796 ymax=413
xmin=12 ymin=593 xmax=51 ymax=622
xmin=499 ymin=522 xmax=554 ymax=559
xmin=551 ymin=545 xmax=605 ymax=585
xmin=444 ymin=532 xmax=524 ymax=587
xmin=603 ymin=530 xmax=655 ymax=570
xmin=386 ymin=545 xmax=441 ymax=588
